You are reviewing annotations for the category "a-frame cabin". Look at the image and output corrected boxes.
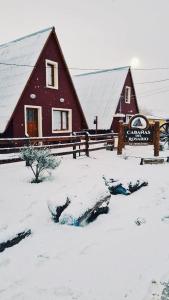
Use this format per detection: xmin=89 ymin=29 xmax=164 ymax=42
xmin=73 ymin=67 xmax=139 ymax=132
xmin=0 ymin=27 xmax=87 ymax=138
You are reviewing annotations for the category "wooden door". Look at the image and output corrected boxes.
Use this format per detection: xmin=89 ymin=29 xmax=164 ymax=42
xmin=26 ymin=108 xmax=39 ymax=137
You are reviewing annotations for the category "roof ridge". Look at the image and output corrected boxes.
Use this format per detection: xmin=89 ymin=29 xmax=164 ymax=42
xmin=75 ymin=66 xmax=130 ymax=77
xmin=0 ymin=27 xmax=54 ymax=49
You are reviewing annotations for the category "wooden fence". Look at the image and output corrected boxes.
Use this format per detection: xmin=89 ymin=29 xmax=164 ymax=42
xmin=0 ymin=132 xmax=116 ymax=164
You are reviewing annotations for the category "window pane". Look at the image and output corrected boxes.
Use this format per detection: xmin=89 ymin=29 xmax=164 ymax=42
xmin=47 ymin=64 xmax=54 ymax=86
xmin=62 ymin=111 xmax=68 ymax=130
xmin=27 ymin=110 xmax=33 ymax=122
xmin=125 ymin=87 xmax=131 ymax=103
xmin=27 ymin=109 xmax=37 ymax=122
xmin=53 ymin=111 xmax=61 ymax=130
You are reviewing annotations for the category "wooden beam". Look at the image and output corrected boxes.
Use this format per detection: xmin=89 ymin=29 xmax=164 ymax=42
xmin=154 ymin=121 xmax=160 ymax=157
xmin=117 ymin=121 xmax=124 ymax=155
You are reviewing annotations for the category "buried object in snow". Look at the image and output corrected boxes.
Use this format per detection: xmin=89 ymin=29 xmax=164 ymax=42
xmin=135 ymin=217 xmax=146 ymax=226
xmin=48 ymin=197 xmax=71 ymax=223
xmin=48 ymin=187 xmax=111 ymax=226
xmin=0 ymin=229 xmax=31 ymax=253
xmin=103 ymin=176 xmax=148 ymax=195
xmin=59 ymin=193 xmax=111 ymax=226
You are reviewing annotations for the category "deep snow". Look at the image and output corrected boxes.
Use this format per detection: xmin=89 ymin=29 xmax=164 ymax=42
xmin=1 ymin=146 xmax=169 ymax=299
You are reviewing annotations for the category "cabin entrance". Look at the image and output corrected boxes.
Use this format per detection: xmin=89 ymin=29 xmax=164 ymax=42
xmin=25 ymin=106 xmax=42 ymax=137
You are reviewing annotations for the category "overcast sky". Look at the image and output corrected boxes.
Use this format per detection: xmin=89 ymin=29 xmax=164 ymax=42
xmin=0 ymin=0 xmax=169 ymax=115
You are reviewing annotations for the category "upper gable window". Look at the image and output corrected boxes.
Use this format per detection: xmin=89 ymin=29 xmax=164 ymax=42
xmin=125 ymin=86 xmax=131 ymax=104
xmin=46 ymin=59 xmax=58 ymax=89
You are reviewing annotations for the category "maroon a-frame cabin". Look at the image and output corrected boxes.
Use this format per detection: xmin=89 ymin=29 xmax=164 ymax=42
xmin=0 ymin=27 xmax=87 ymax=138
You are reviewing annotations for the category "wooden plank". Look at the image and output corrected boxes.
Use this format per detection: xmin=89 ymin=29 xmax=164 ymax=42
xmin=89 ymin=146 xmax=106 ymax=152
xmin=117 ymin=121 xmax=124 ymax=155
xmin=0 ymin=141 xmax=86 ymax=154
xmin=89 ymin=138 xmax=114 ymax=145
xmin=0 ymin=135 xmax=85 ymax=145
xmin=140 ymin=158 xmax=165 ymax=165
xmin=154 ymin=121 xmax=160 ymax=157
xmin=0 ymin=149 xmax=87 ymax=164
xmin=0 ymin=158 xmax=22 ymax=164
xmin=88 ymin=133 xmax=116 ymax=138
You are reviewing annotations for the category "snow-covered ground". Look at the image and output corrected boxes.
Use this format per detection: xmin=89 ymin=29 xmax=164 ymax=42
xmin=1 ymin=146 xmax=169 ymax=300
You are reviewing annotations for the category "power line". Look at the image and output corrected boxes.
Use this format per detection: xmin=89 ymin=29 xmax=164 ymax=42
xmin=0 ymin=62 xmax=117 ymax=70
xmin=138 ymin=88 xmax=169 ymax=98
xmin=136 ymin=78 xmax=169 ymax=85
xmin=138 ymin=85 xmax=169 ymax=93
xmin=2 ymin=61 xmax=169 ymax=86
xmin=132 ymin=67 xmax=169 ymax=71
xmin=1 ymin=61 xmax=169 ymax=71
xmin=0 ymin=62 xmax=34 ymax=68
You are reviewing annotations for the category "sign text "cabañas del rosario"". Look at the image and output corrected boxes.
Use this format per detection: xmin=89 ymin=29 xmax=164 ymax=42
xmin=124 ymin=128 xmax=153 ymax=143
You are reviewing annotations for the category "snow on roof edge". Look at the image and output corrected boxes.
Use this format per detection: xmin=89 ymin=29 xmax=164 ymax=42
xmin=0 ymin=27 xmax=54 ymax=49
xmin=75 ymin=66 xmax=130 ymax=78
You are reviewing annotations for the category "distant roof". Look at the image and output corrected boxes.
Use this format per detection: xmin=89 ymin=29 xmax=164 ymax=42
xmin=132 ymin=68 xmax=169 ymax=119
xmin=73 ymin=67 xmax=129 ymax=129
xmin=146 ymin=114 xmax=169 ymax=120
xmin=0 ymin=27 xmax=53 ymax=133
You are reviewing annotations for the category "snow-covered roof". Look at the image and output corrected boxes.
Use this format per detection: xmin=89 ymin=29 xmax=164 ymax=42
xmin=132 ymin=69 xmax=169 ymax=119
xmin=0 ymin=27 xmax=53 ymax=133
xmin=146 ymin=114 xmax=168 ymax=120
xmin=73 ymin=67 xmax=129 ymax=129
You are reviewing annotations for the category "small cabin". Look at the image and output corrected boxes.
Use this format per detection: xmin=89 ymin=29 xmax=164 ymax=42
xmin=0 ymin=27 xmax=87 ymax=138
xmin=73 ymin=67 xmax=139 ymax=132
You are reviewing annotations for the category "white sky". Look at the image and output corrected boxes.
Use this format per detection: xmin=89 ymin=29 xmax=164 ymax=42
xmin=0 ymin=0 xmax=169 ymax=115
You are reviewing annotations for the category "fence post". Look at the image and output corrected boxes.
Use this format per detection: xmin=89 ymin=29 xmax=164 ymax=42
xmin=85 ymin=132 xmax=89 ymax=157
xmin=117 ymin=121 xmax=124 ymax=155
xmin=109 ymin=132 xmax=114 ymax=151
xmin=25 ymin=137 xmax=31 ymax=166
xmin=72 ymin=132 xmax=76 ymax=159
xmin=154 ymin=121 xmax=160 ymax=157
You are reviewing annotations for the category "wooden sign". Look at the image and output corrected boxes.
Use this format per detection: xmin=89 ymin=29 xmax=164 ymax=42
xmin=124 ymin=115 xmax=153 ymax=143
xmin=117 ymin=115 xmax=160 ymax=157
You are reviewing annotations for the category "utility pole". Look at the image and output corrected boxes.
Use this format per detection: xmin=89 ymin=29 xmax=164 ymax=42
xmin=94 ymin=116 xmax=98 ymax=134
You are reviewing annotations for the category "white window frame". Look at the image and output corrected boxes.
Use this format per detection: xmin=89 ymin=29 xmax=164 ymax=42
xmin=24 ymin=105 xmax=43 ymax=137
xmin=52 ymin=108 xmax=72 ymax=133
xmin=125 ymin=86 xmax=131 ymax=104
xmin=46 ymin=59 xmax=58 ymax=89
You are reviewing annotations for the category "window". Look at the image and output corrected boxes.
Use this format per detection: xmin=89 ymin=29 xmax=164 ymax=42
xmin=52 ymin=108 xmax=72 ymax=132
xmin=125 ymin=86 xmax=131 ymax=104
xmin=46 ymin=60 xmax=58 ymax=89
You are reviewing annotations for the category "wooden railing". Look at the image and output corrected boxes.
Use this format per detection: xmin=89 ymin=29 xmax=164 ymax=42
xmin=0 ymin=132 xmax=117 ymax=164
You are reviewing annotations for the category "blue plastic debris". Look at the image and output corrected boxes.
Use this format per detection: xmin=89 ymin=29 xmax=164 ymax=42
xmin=109 ymin=184 xmax=131 ymax=195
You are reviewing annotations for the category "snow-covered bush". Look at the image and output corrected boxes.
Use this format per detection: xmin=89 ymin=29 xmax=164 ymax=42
xmin=20 ymin=146 xmax=61 ymax=183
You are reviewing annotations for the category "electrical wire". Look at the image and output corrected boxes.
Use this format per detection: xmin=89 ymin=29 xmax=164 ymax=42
xmin=2 ymin=61 xmax=169 ymax=86
xmin=135 ymin=78 xmax=169 ymax=85
xmin=1 ymin=61 xmax=169 ymax=72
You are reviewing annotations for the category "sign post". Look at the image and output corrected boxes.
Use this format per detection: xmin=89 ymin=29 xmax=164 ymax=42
xmin=117 ymin=121 xmax=124 ymax=155
xmin=94 ymin=116 xmax=98 ymax=134
xmin=154 ymin=121 xmax=160 ymax=156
